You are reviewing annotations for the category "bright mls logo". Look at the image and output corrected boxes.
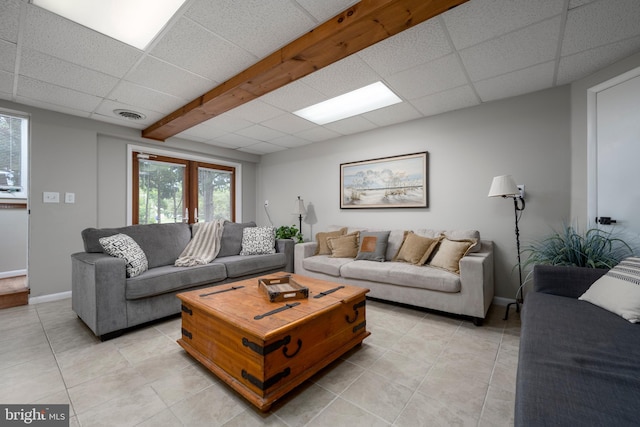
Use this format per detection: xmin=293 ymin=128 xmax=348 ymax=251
xmin=1 ymin=405 xmax=68 ymax=426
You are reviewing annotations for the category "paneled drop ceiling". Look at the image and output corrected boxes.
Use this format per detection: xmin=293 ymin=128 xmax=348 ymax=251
xmin=1 ymin=0 xmax=640 ymax=155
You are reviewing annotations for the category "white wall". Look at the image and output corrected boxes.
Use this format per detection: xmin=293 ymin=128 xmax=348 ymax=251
xmin=0 ymin=99 xmax=260 ymax=298
xmin=258 ymin=86 xmax=572 ymax=299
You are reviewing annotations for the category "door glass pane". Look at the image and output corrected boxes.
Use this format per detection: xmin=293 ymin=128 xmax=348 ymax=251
xmin=138 ymin=160 xmax=185 ymax=224
xmin=198 ymin=167 xmax=232 ymax=222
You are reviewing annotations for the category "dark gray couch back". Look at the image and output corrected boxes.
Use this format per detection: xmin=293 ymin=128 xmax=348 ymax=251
xmin=82 ymin=223 xmax=193 ymax=268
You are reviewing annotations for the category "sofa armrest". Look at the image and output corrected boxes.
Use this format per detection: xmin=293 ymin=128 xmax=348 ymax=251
xmin=71 ymin=252 xmax=128 ymax=337
xmin=294 ymin=242 xmax=318 ymax=274
xmin=276 ymin=239 xmax=295 ymax=273
xmin=533 ymin=265 xmax=608 ymax=298
xmin=459 ymin=241 xmax=494 ymax=319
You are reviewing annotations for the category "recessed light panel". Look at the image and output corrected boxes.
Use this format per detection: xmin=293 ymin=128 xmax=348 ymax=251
xmin=32 ymin=0 xmax=186 ymax=50
xmin=294 ymin=81 xmax=402 ymax=125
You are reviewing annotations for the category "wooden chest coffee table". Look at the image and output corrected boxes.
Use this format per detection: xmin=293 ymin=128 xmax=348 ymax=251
xmin=177 ymin=273 xmax=370 ymax=411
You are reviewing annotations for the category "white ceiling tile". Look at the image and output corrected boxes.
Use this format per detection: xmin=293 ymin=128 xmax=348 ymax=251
xmin=235 ymin=124 xmax=286 ymax=141
xmin=20 ymin=49 xmax=118 ymax=97
xmin=260 ymin=81 xmax=327 ymax=112
xmin=460 ymin=16 xmax=561 ymax=82
xmin=300 ymin=55 xmax=382 ymax=98
xmin=386 ymin=54 xmax=468 ymax=100
xmin=410 ymin=85 xmax=479 ymax=117
xmin=474 ymin=61 xmax=555 ymax=102
xmin=23 ymin=5 xmax=141 ymax=78
xmin=126 ymin=56 xmax=216 ymax=101
xmin=225 ymin=100 xmax=285 ymax=123
xmin=15 ymin=95 xmax=92 ymax=118
xmin=569 ymin=0 xmax=598 ymax=8
xmin=201 ymin=115 xmax=254 ymax=133
xmin=361 ymin=102 xmax=423 ymax=127
xmin=268 ymin=134 xmax=313 ymax=148
xmin=202 ymin=139 xmax=241 ymax=150
xmin=185 ymin=0 xmax=316 ymax=58
xmin=358 ymin=18 xmax=452 ymax=77
xmin=0 ymin=70 xmax=14 ymax=95
xmin=443 ymin=0 xmax=565 ymax=50
xmin=324 ymin=116 xmax=378 ymax=135
xmin=261 ymin=114 xmax=317 ymax=134
xmin=295 ymin=0 xmax=358 ymax=22
xmin=93 ymin=99 xmax=164 ymax=127
xmin=0 ymin=0 xmax=22 ymax=43
xmin=0 ymin=39 xmax=16 ymax=73
xmin=176 ymin=122 xmax=228 ymax=141
xmin=150 ymin=16 xmax=256 ymax=82
xmin=557 ymin=36 xmax=640 ymax=85
xmin=238 ymin=142 xmax=287 ymax=155
xmin=562 ymin=0 xmax=640 ymax=56
xmin=108 ymin=81 xmax=185 ymax=114
xmin=214 ymin=133 xmax=262 ymax=148
xmin=17 ymin=76 xmax=102 ymax=112
xmin=295 ymin=127 xmax=341 ymax=142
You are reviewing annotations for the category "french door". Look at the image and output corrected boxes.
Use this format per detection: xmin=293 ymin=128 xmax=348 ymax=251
xmin=132 ymin=152 xmax=235 ymax=224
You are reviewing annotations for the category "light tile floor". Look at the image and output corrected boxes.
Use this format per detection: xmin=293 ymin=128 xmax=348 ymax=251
xmin=0 ymin=298 xmax=520 ymax=426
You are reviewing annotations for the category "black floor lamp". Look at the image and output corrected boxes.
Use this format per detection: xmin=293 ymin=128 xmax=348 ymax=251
xmin=488 ymin=175 xmax=525 ymax=320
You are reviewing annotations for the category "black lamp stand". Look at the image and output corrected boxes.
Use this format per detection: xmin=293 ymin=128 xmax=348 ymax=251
xmin=504 ymin=195 xmax=525 ymax=320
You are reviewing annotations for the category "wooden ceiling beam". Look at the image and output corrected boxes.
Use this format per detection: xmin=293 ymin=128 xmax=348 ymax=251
xmin=142 ymin=0 xmax=469 ymax=141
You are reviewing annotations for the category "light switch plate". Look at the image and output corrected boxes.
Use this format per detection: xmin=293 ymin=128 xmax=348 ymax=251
xmin=65 ymin=192 xmax=75 ymax=203
xmin=43 ymin=192 xmax=60 ymax=203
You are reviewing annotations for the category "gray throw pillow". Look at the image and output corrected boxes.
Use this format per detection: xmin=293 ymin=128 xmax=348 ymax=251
xmin=356 ymin=231 xmax=390 ymax=262
xmin=218 ymin=221 xmax=257 ymax=257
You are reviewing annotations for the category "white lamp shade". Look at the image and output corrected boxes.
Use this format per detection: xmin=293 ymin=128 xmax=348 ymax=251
xmin=488 ymin=175 xmax=519 ymax=197
xmin=293 ymin=198 xmax=306 ymax=215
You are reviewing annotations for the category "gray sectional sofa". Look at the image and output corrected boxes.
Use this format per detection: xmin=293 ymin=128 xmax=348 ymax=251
xmin=71 ymin=221 xmax=294 ymax=340
xmin=516 ymin=265 xmax=640 ymax=426
xmin=295 ymin=226 xmax=494 ymax=325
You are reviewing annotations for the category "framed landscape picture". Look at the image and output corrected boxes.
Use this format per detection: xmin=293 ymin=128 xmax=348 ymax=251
xmin=340 ymin=152 xmax=428 ymax=209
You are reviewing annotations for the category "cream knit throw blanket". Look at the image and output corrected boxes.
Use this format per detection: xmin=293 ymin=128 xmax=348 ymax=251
xmin=175 ymin=219 xmax=225 ymax=267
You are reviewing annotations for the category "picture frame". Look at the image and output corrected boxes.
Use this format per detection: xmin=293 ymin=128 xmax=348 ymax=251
xmin=340 ymin=152 xmax=429 ymax=209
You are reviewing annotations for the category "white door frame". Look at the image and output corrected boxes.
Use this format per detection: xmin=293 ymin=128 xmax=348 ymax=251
xmin=587 ymin=66 xmax=640 ymax=225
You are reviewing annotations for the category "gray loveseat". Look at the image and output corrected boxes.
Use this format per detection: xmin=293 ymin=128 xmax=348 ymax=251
xmin=516 ymin=265 xmax=640 ymax=426
xmin=71 ymin=221 xmax=294 ymax=340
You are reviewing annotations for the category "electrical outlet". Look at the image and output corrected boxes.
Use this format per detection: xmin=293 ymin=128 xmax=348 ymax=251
xmin=65 ymin=192 xmax=75 ymax=204
xmin=264 ymin=200 xmax=269 ymax=207
xmin=517 ymin=184 xmax=525 ymax=199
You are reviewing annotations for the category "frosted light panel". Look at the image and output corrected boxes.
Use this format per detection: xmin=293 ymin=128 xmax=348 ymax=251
xmin=33 ymin=0 xmax=186 ymax=49
xmin=294 ymin=82 xmax=402 ymax=125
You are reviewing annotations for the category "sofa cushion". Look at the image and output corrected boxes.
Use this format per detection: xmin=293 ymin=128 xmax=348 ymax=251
xmin=341 ymin=260 xmax=461 ymax=293
xmin=303 ymin=255 xmax=354 ymax=277
xmin=218 ymin=221 xmax=256 ymax=257
xmin=517 ymin=291 xmax=640 ymax=425
xmin=415 ymin=229 xmax=481 ymax=253
xmin=213 ymin=253 xmax=287 ymax=278
xmin=428 ymin=238 xmax=477 ymax=274
xmin=385 ymin=230 xmax=407 ymax=261
xmin=240 ymin=226 xmax=276 ymax=255
xmin=314 ymin=228 xmax=347 ymax=255
xmin=125 ymin=263 xmax=227 ymax=299
xmin=328 ymin=232 xmax=360 ymax=258
xmin=83 ymin=223 xmax=192 ymax=268
xmin=394 ymin=232 xmax=441 ymax=265
xmin=579 ymin=257 xmax=640 ymax=323
xmin=99 ymin=233 xmax=148 ymax=278
xmin=356 ymin=231 xmax=390 ymax=262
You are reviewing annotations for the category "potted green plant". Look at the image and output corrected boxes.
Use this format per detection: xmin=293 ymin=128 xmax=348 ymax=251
xmin=276 ymin=225 xmax=303 ymax=243
xmin=523 ymin=223 xmax=633 ymax=269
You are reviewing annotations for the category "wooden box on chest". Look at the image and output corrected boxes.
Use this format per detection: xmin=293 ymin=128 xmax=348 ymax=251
xmin=177 ymin=273 xmax=370 ymax=411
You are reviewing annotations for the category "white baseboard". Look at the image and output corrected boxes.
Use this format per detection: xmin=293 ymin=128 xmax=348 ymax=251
xmin=29 ymin=291 xmax=71 ymax=305
xmin=492 ymin=296 xmax=516 ymax=307
xmin=0 ymin=269 xmax=27 ymax=279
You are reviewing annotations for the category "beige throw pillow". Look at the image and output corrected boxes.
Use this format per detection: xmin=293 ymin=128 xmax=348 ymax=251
xmin=314 ymin=228 xmax=347 ymax=255
xmin=327 ymin=232 xmax=360 ymax=258
xmin=428 ymin=238 xmax=477 ymax=274
xmin=394 ymin=232 xmax=441 ymax=265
